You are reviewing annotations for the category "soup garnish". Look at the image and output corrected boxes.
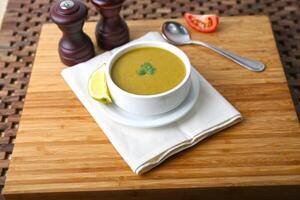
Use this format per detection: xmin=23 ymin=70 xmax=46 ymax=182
xmin=136 ymin=62 xmax=156 ymax=76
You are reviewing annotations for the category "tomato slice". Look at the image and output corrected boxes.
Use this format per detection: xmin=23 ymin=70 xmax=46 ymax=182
xmin=184 ymin=13 xmax=219 ymax=33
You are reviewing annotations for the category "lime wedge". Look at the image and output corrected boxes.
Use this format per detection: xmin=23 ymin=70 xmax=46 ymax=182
xmin=88 ymin=64 xmax=112 ymax=104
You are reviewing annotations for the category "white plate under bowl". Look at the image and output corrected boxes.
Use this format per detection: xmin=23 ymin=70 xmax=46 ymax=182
xmin=101 ymin=68 xmax=200 ymax=128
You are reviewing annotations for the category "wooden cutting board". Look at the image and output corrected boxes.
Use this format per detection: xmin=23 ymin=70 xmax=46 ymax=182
xmin=3 ymin=16 xmax=300 ymax=200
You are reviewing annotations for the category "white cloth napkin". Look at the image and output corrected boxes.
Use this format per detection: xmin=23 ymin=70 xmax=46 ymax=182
xmin=61 ymin=32 xmax=242 ymax=175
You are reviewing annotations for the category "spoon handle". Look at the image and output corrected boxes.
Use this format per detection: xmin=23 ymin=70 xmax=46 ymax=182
xmin=190 ymin=40 xmax=265 ymax=72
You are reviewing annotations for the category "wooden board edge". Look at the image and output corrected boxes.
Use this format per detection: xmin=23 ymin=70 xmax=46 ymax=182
xmin=4 ymin=185 xmax=300 ymax=200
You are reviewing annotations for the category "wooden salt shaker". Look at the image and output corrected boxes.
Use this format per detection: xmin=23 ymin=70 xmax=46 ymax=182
xmin=91 ymin=0 xmax=129 ymax=50
xmin=50 ymin=0 xmax=95 ymax=66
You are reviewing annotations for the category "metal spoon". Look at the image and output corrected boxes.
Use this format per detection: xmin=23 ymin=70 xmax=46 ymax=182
xmin=161 ymin=21 xmax=265 ymax=72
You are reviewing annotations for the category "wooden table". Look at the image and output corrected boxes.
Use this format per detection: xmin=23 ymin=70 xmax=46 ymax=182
xmin=3 ymin=16 xmax=300 ymax=200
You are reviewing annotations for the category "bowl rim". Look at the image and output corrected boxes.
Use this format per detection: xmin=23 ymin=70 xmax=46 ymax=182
xmin=106 ymin=41 xmax=191 ymax=99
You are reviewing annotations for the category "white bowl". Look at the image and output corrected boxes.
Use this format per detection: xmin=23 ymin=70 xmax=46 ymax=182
xmin=105 ymin=41 xmax=192 ymax=116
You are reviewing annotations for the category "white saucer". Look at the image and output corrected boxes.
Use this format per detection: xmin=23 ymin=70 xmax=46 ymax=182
xmin=101 ymin=68 xmax=200 ymax=128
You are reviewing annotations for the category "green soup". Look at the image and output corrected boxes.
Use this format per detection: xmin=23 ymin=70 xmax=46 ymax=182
xmin=111 ymin=47 xmax=186 ymax=95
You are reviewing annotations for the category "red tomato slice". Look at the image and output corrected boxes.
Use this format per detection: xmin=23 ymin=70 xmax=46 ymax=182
xmin=184 ymin=13 xmax=219 ymax=33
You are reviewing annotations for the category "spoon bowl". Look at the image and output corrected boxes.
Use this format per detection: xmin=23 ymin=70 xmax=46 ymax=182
xmin=161 ymin=21 xmax=191 ymax=45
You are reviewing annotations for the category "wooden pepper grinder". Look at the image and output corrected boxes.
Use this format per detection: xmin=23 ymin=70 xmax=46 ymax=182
xmin=50 ymin=0 xmax=95 ymax=66
xmin=91 ymin=0 xmax=129 ymax=50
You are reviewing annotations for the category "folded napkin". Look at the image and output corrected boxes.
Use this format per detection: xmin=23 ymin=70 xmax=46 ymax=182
xmin=61 ymin=32 xmax=242 ymax=175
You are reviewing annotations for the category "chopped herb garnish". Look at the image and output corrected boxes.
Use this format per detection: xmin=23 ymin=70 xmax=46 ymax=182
xmin=136 ymin=62 xmax=156 ymax=76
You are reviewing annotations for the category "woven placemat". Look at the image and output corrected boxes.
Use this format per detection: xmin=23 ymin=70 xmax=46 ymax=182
xmin=0 ymin=0 xmax=299 ymax=196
